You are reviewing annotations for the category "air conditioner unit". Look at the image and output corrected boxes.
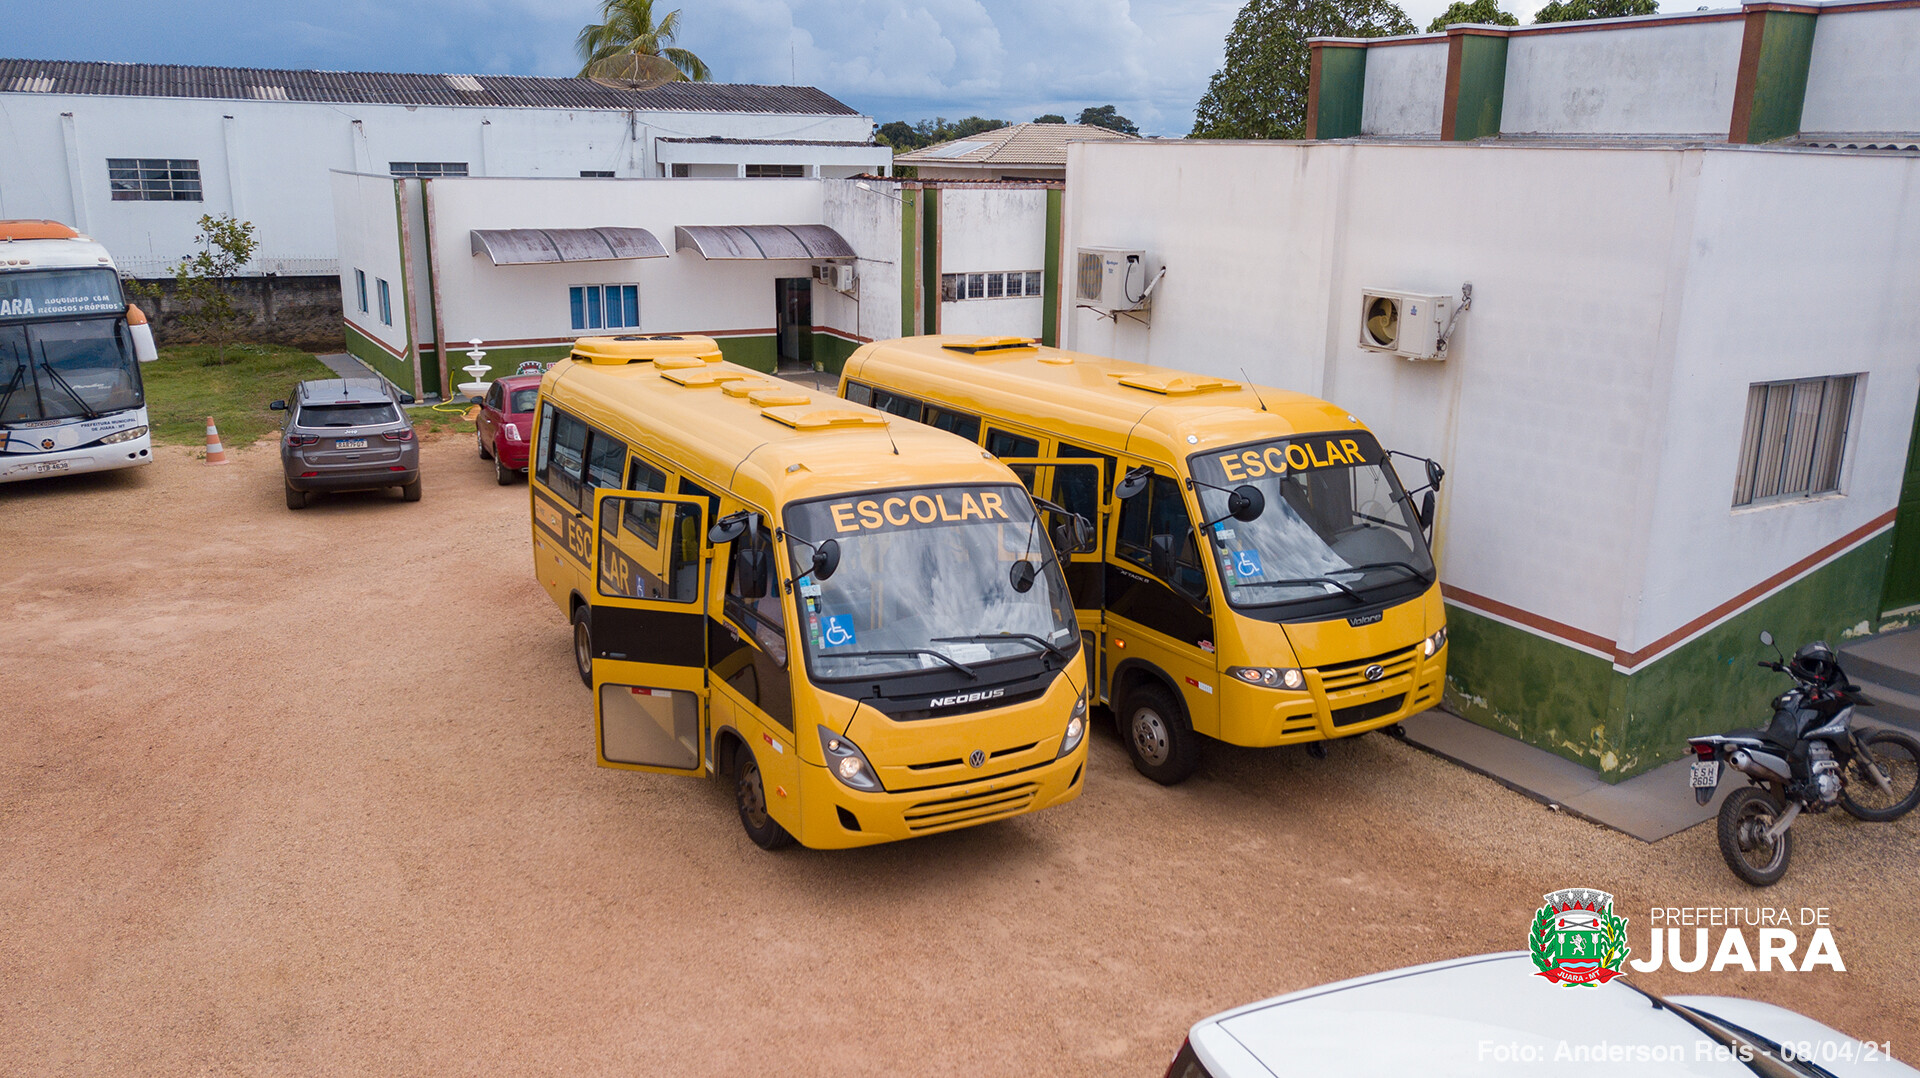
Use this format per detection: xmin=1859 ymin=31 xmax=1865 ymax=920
xmin=1075 ymin=247 xmax=1149 ymax=311
xmin=1358 ymin=288 xmax=1451 ymax=360
xmin=812 ymin=262 xmax=856 ymax=294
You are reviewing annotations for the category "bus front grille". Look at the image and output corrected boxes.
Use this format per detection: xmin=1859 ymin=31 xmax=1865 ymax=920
xmin=1316 ymin=647 xmax=1419 ymax=693
xmin=904 ymin=783 xmax=1039 ymax=831
xmin=1331 ymin=694 xmax=1406 ymax=728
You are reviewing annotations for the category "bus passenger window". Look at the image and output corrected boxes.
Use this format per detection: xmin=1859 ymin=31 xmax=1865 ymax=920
xmin=868 ymin=386 xmax=922 ymax=420
xmin=539 ymin=407 xmax=589 ymax=509
xmin=844 ymin=381 xmax=873 ymax=407
xmin=584 ymin=430 xmax=627 ymax=494
xmin=924 ymin=405 xmax=981 ymax=442
xmin=725 ymin=526 xmax=788 ymax=667
xmin=1117 ymin=475 xmax=1207 ymax=600
xmin=623 ymin=457 xmax=667 ymax=544
xmin=986 ymin=428 xmax=1040 ymax=490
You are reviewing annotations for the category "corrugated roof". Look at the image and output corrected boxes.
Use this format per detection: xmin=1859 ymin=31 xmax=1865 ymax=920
xmin=0 ymin=58 xmax=860 ymax=115
xmin=893 ymin=122 xmax=1137 ymax=166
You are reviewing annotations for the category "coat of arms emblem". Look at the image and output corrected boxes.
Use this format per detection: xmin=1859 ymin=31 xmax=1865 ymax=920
xmin=1530 ymin=887 xmax=1630 ymax=986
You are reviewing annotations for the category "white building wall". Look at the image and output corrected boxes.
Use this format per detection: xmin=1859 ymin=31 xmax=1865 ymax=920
xmin=1063 ymin=139 xmax=1916 ymax=652
xmin=1800 ymin=7 xmax=1920 ymax=135
xmin=0 ymin=91 xmax=878 ymax=276
xmin=1500 ymin=19 xmax=1746 ymax=137
xmin=330 ymin=171 xmax=410 ymax=363
xmin=821 ymin=179 xmax=905 ymax=345
xmin=1361 ymin=42 xmax=1447 ymax=137
xmin=935 ymin=187 xmax=1049 ymax=338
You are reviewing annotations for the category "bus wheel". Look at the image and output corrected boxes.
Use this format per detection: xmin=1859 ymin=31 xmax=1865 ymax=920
xmin=571 ymin=605 xmax=594 ymax=687
xmin=285 ymin=483 xmax=307 ymax=510
xmin=735 ymin=747 xmax=794 ymax=850
xmin=1120 ymin=682 xmax=1199 ymax=786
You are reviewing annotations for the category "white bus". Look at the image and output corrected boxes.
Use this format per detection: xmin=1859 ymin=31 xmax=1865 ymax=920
xmin=1 ymin=220 xmax=158 ymax=484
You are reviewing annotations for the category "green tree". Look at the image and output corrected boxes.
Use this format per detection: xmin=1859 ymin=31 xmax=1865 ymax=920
xmin=1532 ymin=0 xmax=1657 ymax=21
xmin=1428 ymin=0 xmax=1517 ymax=30
xmin=876 ymin=116 xmax=1011 ymax=154
xmin=1191 ymin=0 xmax=1415 ymax=140
xmin=133 ymin=214 xmax=259 ymax=364
xmin=576 ymin=0 xmax=710 ymax=81
xmin=1033 ymin=113 xmax=1067 ymax=124
xmin=876 ymin=120 xmax=924 ymax=150
xmin=1076 ymin=105 xmax=1139 ymax=134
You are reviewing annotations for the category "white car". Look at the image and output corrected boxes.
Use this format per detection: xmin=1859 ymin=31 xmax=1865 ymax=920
xmin=1169 ymin=952 xmax=1911 ymax=1077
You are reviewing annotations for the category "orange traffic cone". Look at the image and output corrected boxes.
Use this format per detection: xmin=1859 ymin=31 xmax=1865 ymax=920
xmin=204 ymin=416 xmax=229 ymax=465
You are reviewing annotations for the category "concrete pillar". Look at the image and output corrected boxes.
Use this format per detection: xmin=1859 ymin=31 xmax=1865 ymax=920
xmin=1307 ymin=42 xmax=1369 ymax=139
xmin=1442 ymin=27 xmax=1510 ymax=142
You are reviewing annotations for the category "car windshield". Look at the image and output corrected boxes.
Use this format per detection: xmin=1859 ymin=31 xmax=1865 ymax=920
xmin=0 ymin=318 xmax=144 ymax=424
xmin=509 ymin=387 xmax=539 ymax=413
xmin=784 ymin=484 xmax=1078 ymax=680
xmin=1188 ymin=431 xmax=1433 ymax=613
xmin=298 ymin=403 xmax=399 ymax=427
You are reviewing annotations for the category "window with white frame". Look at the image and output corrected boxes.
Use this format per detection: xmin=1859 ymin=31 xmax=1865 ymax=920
xmin=570 ymin=284 xmax=639 ymax=331
xmin=354 ymin=269 xmax=368 ymax=314
xmin=745 ymin=164 xmax=804 ymax=178
xmin=107 ymin=158 xmax=202 ymax=201
xmin=1732 ymin=375 xmax=1857 ymax=507
xmin=940 ymin=270 xmax=1044 ymax=302
xmin=388 ymin=162 xmax=468 ymax=178
xmin=579 ymin=170 xmax=615 ymax=178
xmin=377 ymin=278 xmax=392 ymax=326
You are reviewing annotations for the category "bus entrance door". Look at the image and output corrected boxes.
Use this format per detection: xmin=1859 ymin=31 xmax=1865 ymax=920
xmin=1003 ymin=457 xmax=1107 ymax=697
xmin=588 ymin=490 xmax=710 ymax=776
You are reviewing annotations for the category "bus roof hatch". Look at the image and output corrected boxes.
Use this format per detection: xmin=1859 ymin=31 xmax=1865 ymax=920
xmin=760 ymin=405 xmax=890 ymax=430
xmin=571 ymin=334 xmax=723 ymax=365
xmin=1113 ymin=371 xmax=1239 ymax=395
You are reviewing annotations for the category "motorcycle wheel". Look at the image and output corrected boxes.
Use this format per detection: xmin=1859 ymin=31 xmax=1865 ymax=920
xmin=1716 ymin=786 xmax=1792 ymax=887
xmin=1841 ymin=729 xmax=1920 ymax=822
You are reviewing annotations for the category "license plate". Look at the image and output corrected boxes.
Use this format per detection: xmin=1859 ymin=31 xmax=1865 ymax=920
xmin=1689 ymin=759 xmax=1721 ymax=789
xmin=36 ymin=460 xmax=71 ymax=473
xmin=335 ymin=438 xmax=368 ymax=449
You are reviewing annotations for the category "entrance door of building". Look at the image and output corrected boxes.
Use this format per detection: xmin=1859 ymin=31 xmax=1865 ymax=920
xmin=775 ymin=278 xmax=813 ymax=370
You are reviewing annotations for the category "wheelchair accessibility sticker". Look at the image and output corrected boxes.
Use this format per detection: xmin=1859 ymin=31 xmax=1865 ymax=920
xmin=820 ymin=614 xmax=857 ymax=648
xmin=1233 ymin=550 xmax=1264 ymax=579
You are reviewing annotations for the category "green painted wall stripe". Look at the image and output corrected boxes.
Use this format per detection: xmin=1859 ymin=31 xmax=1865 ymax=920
xmin=1882 ymin=384 xmax=1920 ymax=612
xmin=343 ymin=322 xmax=411 ymax=392
xmin=899 ymin=189 xmax=917 ymax=339
xmin=1448 ymin=34 xmax=1508 ymax=142
xmin=811 ymin=332 xmax=860 ymax=376
xmin=1747 ymin=11 xmax=1816 ymax=144
xmin=1315 ymin=46 xmax=1367 ymax=140
xmin=921 ymin=188 xmax=940 ymax=335
xmin=1041 ymin=188 xmax=1063 ymax=347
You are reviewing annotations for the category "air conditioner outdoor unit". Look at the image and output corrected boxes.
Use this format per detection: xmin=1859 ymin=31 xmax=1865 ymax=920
xmin=812 ymin=262 xmax=856 ymax=294
xmin=1357 ymin=288 xmax=1451 ymax=360
xmin=1076 ymin=247 xmax=1149 ymax=311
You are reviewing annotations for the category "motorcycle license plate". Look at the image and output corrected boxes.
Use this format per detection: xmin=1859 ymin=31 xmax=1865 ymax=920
xmin=1689 ymin=760 xmax=1721 ymax=789
xmin=335 ymin=438 xmax=368 ymax=449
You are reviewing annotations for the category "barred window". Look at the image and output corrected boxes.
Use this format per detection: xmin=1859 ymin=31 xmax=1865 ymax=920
xmin=108 ymin=158 xmax=202 ymax=201
xmin=938 ymin=270 xmax=1044 ymax=301
xmin=1733 ymin=375 xmax=1857 ymax=507
xmin=986 ymin=272 xmax=1005 ymax=298
xmin=579 ymin=170 xmax=615 ymax=178
xmin=965 ymin=273 xmax=984 ymax=299
xmin=389 ymin=162 xmax=468 ymax=178
xmin=744 ymin=164 xmax=804 ymax=178
xmin=940 ymin=273 xmax=962 ymax=302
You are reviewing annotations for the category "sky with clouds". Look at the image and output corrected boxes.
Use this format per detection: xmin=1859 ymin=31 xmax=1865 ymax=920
xmin=8 ymin=0 xmax=1690 ymax=136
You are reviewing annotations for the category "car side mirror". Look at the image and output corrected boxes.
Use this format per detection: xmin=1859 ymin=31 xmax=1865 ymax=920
xmin=734 ymin=544 xmax=771 ymax=600
xmin=269 ymin=400 xmax=287 ymax=411
xmin=399 ymin=393 xmax=416 ymax=405
xmin=1418 ymin=490 xmax=1436 ymax=530
xmin=1114 ymin=465 xmax=1152 ymax=501
xmin=469 ymin=396 xmax=484 ymax=406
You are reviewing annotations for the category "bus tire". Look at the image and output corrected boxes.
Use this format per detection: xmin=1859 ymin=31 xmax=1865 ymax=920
xmin=285 ymin=483 xmax=307 ymax=510
xmin=735 ymin=746 xmax=794 ymax=850
xmin=1119 ymin=681 xmax=1199 ymax=786
xmin=571 ymin=604 xmax=594 ymax=687
xmin=401 ymin=478 xmax=422 ymax=502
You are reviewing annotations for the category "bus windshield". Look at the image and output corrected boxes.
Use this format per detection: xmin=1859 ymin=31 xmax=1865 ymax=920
xmin=783 ymin=484 xmax=1078 ymax=681
xmin=1189 ymin=431 xmax=1434 ymax=616
xmin=0 ymin=319 xmax=144 ymax=424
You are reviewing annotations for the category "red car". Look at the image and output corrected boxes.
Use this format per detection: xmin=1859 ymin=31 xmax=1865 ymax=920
xmin=476 ymin=373 xmax=541 ymax=484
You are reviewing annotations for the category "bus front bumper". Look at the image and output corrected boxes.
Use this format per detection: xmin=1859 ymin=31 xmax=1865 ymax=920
xmin=1216 ymin=643 xmax=1446 ymax=747
xmin=0 ymin=437 xmax=153 ymax=483
xmin=797 ymin=744 xmax=1088 ymax=849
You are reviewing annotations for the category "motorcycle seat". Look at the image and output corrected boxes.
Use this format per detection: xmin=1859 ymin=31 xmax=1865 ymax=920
xmin=1725 ymin=728 xmax=1792 ymax=750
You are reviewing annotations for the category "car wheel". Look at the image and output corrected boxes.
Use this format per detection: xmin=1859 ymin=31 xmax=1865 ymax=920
xmin=285 ymin=483 xmax=307 ymax=510
xmin=478 ymin=429 xmax=492 ymax=460
xmin=735 ymin=745 xmax=795 ymax=850
xmin=401 ymin=477 xmax=422 ymax=502
xmin=571 ymin=605 xmax=593 ymax=687
xmin=1118 ymin=681 xmax=1200 ymax=785
xmin=496 ymin=457 xmax=515 ymax=485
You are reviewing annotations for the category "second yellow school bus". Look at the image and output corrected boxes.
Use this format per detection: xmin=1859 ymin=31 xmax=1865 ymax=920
xmin=529 ymin=335 xmax=1090 ymax=849
xmin=839 ymin=336 xmax=1449 ymax=785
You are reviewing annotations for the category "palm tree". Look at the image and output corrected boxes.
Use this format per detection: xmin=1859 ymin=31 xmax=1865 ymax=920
xmin=577 ymin=0 xmax=711 ymax=82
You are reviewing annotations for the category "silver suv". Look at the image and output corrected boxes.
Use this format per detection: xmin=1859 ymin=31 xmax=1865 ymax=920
xmin=271 ymin=378 xmax=420 ymax=509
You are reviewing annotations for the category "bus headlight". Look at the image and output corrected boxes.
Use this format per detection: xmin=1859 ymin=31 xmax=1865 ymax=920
xmin=100 ymin=425 xmax=148 ymax=444
xmin=1056 ymin=692 xmax=1089 ymax=759
xmin=1227 ymin=666 xmax=1305 ymax=690
xmin=1422 ymin=626 xmax=1448 ymax=658
xmin=817 ymin=725 xmax=883 ymax=792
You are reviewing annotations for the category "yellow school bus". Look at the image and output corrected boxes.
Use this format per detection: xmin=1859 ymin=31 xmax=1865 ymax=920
xmin=529 ymin=335 xmax=1090 ymax=849
xmin=838 ymin=335 xmax=1448 ymax=785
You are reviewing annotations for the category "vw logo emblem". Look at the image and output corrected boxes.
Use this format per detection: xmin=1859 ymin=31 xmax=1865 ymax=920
xmin=968 ymin=750 xmax=986 ymax=768
xmin=1364 ymin=664 xmax=1385 ymax=682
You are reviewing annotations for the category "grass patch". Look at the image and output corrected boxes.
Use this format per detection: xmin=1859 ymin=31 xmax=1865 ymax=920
xmin=143 ymin=344 xmax=335 ymax=446
xmin=408 ymin=401 xmax=481 ymax=436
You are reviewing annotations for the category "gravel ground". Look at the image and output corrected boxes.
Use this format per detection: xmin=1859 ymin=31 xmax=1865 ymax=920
xmin=4 ymin=437 xmax=1916 ymax=1075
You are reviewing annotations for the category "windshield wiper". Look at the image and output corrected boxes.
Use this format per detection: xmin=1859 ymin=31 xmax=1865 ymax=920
xmin=38 ymin=361 xmax=100 ymax=420
xmin=1331 ymin=560 xmax=1434 ymax=584
xmin=817 ymin=648 xmax=978 ymax=679
xmin=1620 ymin=980 xmax=1833 ymax=1078
xmin=0 ymin=365 xmax=25 ymax=423
xmin=933 ymin=632 xmax=1072 ymax=661
xmin=1236 ymin=575 xmax=1367 ymax=603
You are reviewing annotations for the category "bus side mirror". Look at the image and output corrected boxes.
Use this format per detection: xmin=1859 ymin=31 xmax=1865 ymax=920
xmin=1418 ymin=490 xmax=1436 ymax=531
xmin=269 ymin=400 xmax=287 ymax=411
xmin=810 ymin=539 xmax=841 ymax=582
xmin=1009 ymin=560 xmax=1037 ymax=593
xmin=709 ymin=513 xmax=750 ymax=545
xmin=1051 ymin=514 xmax=1097 ymax=555
xmin=1228 ymin=484 xmax=1264 ymax=523
xmin=734 ymin=544 xmax=771 ymax=600
xmin=1426 ymin=459 xmax=1445 ymax=492
xmin=1114 ymin=466 xmax=1152 ymax=501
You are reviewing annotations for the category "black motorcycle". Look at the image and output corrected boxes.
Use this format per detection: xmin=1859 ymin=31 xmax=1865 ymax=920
xmin=1686 ymin=631 xmax=1920 ymax=886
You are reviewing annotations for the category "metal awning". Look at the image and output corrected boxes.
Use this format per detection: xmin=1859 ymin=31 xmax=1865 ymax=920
xmin=673 ymin=224 xmax=854 ymax=261
xmin=469 ymin=227 xmax=668 ymax=265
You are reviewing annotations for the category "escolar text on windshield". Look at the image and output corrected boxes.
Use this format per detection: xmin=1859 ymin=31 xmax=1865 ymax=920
xmin=1216 ymin=436 xmax=1374 ymax=483
xmin=826 ymin=489 xmax=1013 ymax=533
